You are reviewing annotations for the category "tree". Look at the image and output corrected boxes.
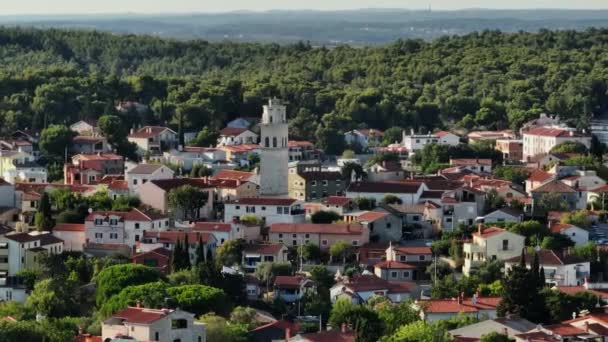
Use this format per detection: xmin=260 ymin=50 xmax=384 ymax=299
xmin=111 ymin=195 xmax=141 ymax=211
xmin=167 ymin=185 xmax=208 ymax=220
xmin=381 ymin=194 xmax=402 ymax=205
xmin=100 ymin=281 xmax=169 ymax=316
xmin=191 ymin=127 xmax=220 ymax=147
xmin=230 ymin=306 xmax=258 ymax=329
xmin=497 ymin=262 xmax=546 ymax=322
xmin=328 ymin=297 xmax=358 ymax=327
xmin=39 ymin=124 xmax=74 ymax=159
xmin=353 ymin=307 xmax=384 ymax=342
xmin=95 ymin=264 xmax=162 ymax=306
xmin=167 ymin=284 xmax=229 ymax=316
xmin=382 ymin=127 xmax=403 ymax=146
xmin=329 ymin=240 xmax=350 ymax=264
xmin=34 ymin=212 xmax=54 ymax=232
xmin=195 ymin=237 xmax=206 ymax=265
xmin=316 ymin=113 xmax=346 ymax=155
xmin=215 ymin=239 xmax=245 ymax=267
xmin=536 ymin=193 xmax=569 ymax=213
xmin=301 ymin=243 xmax=322 ymax=263
xmin=380 ymin=320 xmax=449 ymax=342
xmin=190 ymin=164 xmax=213 ymax=177
xmin=341 ymin=149 xmax=356 ymax=159
xmin=25 ymin=276 xmax=78 ymax=318
xmin=550 ymin=141 xmax=588 ymax=154
xmin=341 ymin=162 xmax=366 ymax=184
xmin=492 ymin=166 xmax=529 ymax=185
xmin=199 ymin=313 xmax=248 ymax=342
xmin=480 ymin=332 xmax=514 ymax=342
xmin=561 ymin=210 xmax=590 ymax=228
xmin=311 ymin=210 xmax=342 ymax=224
xmin=355 ymin=197 xmax=376 ymax=210
xmin=373 ymin=300 xmax=420 ymax=336
xmin=255 ymin=262 xmax=293 ymax=288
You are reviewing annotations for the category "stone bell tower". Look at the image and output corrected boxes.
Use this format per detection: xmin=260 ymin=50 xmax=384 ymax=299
xmin=259 ymin=98 xmax=289 ymax=196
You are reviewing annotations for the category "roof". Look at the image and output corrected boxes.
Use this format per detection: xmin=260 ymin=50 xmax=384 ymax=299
xmin=214 ymin=169 xmax=254 ymax=181
xmin=108 ymin=307 xmax=170 ymax=324
xmin=490 ymin=207 xmax=524 ymax=217
xmin=220 ymin=127 xmax=252 ymax=136
xmin=527 ymin=169 xmax=553 ymax=183
xmin=298 ymin=330 xmax=355 ymax=342
xmin=422 ymin=297 xmax=501 ymax=313
xmin=143 ymin=230 xmax=215 ymax=244
xmin=73 ymin=153 xmax=123 ymax=161
xmin=274 ymin=276 xmax=312 ymax=288
xmin=434 ymin=131 xmax=456 ymax=137
xmin=128 ymin=126 xmax=175 ymax=139
xmin=133 ymin=247 xmax=171 ymax=260
xmin=530 ymin=180 xmax=576 ymax=193
xmin=324 ymin=196 xmax=352 ymax=206
xmin=193 ymin=222 xmax=231 ymax=233
xmin=338 ymin=274 xmax=399 ymax=292
xmin=244 ymin=243 xmax=285 ymax=255
xmin=86 ymin=208 xmax=167 ymax=222
xmin=297 ymin=171 xmax=343 ymax=181
xmin=39 ymin=234 xmax=64 ymax=246
xmin=543 ymin=324 xmax=586 ymax=336
xmin=420 ymin=191 xmax=443 ymax=199
xmin=504 ymin=249 xmax=585 ymax=266
xmin=288 ymin=140 xmax=314 ymax=148
xmin=356 ymin=211 xmax=389 ymax=222
xmin=73 ymin=136 xmax=105 ymax=143
xmin=347 ymin=181 xmax=423 ymax=194
xmin=250 ymin=320 xmax=300 ymax=334
xmin=4 ymin=232 xmax=42 ymax=243
xmin=514 ymin=331 xmax=557 ymax=341
xmin=374 ymin=260 xmax=416 ymax=269
xmin=148 ymin=178 xmax=214 ymax=191
xmin=353 ymin=129 xmax=384 ymax=136
xmin=270 ymin=223 xmax=364 ymax=235
xmin=450 ymin=159 xmax=492 ymax=166
xmin=220 ymin=144 xmax=260 ymax=153
xmin=524 ymin=127 xmax=588 ymax=138
xmin=127 ymin=164 xmax=168 ymax=175
xmin=388 ymin=203 xmax=427 ymax=214
xmin=549 ymin=223 xmax=580 ymax=234
xmin=472 ymin=227 xmax=507 ymax=238
xmin=53 ymin=223 xmax=85 ymax=232
xmin=108 ymin=180 xmax=129 ymax=190
xmin=393 ymin=246 xmax=433 ymax=255
xmin=228 ymin=197 xmax=297 ymax=206
xmin=556 ymin=286 xmax=608 ymax=299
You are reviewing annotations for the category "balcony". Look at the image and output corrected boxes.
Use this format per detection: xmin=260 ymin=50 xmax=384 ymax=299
xmin=290 ymin=209 xmax=306 ymax=215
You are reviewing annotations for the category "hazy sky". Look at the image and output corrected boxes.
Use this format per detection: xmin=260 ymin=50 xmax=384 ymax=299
xmin=3 ymin=0 xmax=608 ymax=14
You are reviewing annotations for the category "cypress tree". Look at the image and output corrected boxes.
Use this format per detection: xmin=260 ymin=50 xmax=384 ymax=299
xmin=183 ymin=235 xmax=191 ymax=269
xmin=519 ymin=248 xmax=527 ymax=268
xmin=172 ymin=239 xmax=182 ymax=271
xmin=532 ymin=252 xmax=540 ymax=288
xmin=539 ymin=266 xmax=546 ymax=288
xmin=195 ymin=236 xmax=205 ymax=265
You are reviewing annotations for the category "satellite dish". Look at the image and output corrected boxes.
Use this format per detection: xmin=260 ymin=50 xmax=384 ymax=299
xmin=88 ymin=208 xmax=93 ymax=214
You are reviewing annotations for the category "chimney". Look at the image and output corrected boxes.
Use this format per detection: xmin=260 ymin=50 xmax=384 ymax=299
xmin=569 ymin=131 xmax=574 ymax=137
xmin=136 ymin=300 xmax=142 ymax=308
xmin=285 ymin=328 xmax=291 ymax=341
xmin=478 ymin=223 xmax=485 ymax=235
xmin=130 ymin=128 xmax=134 ymax=135
xmin=341 ymin=323 xmax=347 ymax=333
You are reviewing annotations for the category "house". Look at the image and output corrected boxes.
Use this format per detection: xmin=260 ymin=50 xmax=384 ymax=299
xmin=549 ymin=222 xmax=589 ymax=246
xmin=530 ymin=180 xmax=578 ymax=212
xmin=462 ymin=226 xmax=526 ymax=276
xmin=449 ymin=159 xmax=493 ymax=174
xmin=416 ymin=294 xmax=502 ymax=322
xmin=504 ymin=249 xmax=590 ymax=286
xmin=70 ymin=120 xmax=99 ymax=136
xmin=467 ymin=130 xmax=515 ymax=143
xmin=0 ymin=276 xmax=27 ymax=303
xmin=249 ymin=320 xmax=300 ymax=342
xmin=242 ymin=242 xmax=288 ymax=271
xmin=525 ymin=169 xmax=554 ymax=193
xmin=102 ymin=306 xmax=206 ymax=342
xmin=108 ymin=179 xmax=129 ymax=200
xmin=0 ymin=178 xmax=15 ymax=208
xmin=210 ymin=178 xmax=259 ymax=202
xmin=322 ymin=196 xmax=357 ymax=215
xmin=515 ymin=323 xmax=602 ymax=341
xmin=84 ymin=208 xmax=170 ymax=249
xmin=481 ymin=207 xmax=524 ymax=224
xmin=288 ymin=141 xmax=320 ymax=162
xmin=64 ymin=153 xmax=124 ymax=185
xmin=224 ymin=197 xmax=306 ymax=226
xmin=374 ymin=260 xmax=417 ymax=282
xmin=72 ymin=136 xmax=110 ymax=154
xmin=385 ymin=244 xmax=433 ymax=281
xmin=217 ymin=127 xmax=258 ymax=146
xmin=214 ymin=169 xmax=256 ymax=183
xmin=0 ymin=151 xmax=47 ymax=184
xmin=346 ymin=180 xmax=427 ymax=205
xmin=163 ymin=147 xmax=233 ymax=172
xmin=141 ymin=230 xmax=217 ymax=265
xmin=495 ymin=139 xmax=524 ymax=162
xmin=52 ymin=223 xmax=85 ymax=251
xmin=366 ymin=161 xmax=405 ymax=182
xmin=402 ymin=130 xmax=460 ymax=156
xmin=292 ymin=328 xmax=355 ymax=342
xmin=288 ymin=165 xmax=345 ymax=201
xmin=523 ymin=126 xmax=591 ymax=162
xmin=127 ymin=163 xmax=174 ymax=193
xmin=555 ymin=279 xmax=608 ymax=303
xmin=244 ymin=275 xmax=261 ymax=299
xmin=344 ymin=129 xmax=384 ymax=150
xmin=449 ymin=317 xmax=536 ymax=340
xmin=127 ymin=126 xmax=179 ymax=155
xmin=218 ymin=144 xmax=261 ymax=166
xmin=191 ymin=222 xmax=232 ymax=245
xmin=269 ymin=223 xmax=369 ymax=250
xmin=440 ymin=196 xmax=480 ymax=231
xmin=116 ymin=101 xmax=148 ymax=114
xmin=274 ymin=276 xmax=315 ymax=303
xmin=330 ymin=274 xmax=419 ymax=303
xmin=138 ymin=178 xmax=215 ymax=218
xmin=4 ymin=232 xmax=63 ymax=275
xmin=132 ymin=247 xmax=172 ymax=274
xmin=348 ymin=211 xmax=402 ymax=243
xmin=0 ymin=139 xmax=34 ymax=155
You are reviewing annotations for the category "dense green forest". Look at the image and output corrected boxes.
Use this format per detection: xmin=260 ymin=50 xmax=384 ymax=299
xmin=1 ymin=27 xmax=608 ymax=154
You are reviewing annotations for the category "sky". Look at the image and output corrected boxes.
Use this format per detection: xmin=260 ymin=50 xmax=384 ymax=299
xmin=3 ymin=0 xmax=608 ymax=14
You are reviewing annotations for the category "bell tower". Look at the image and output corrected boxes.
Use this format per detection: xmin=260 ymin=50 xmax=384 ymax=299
xmin=259 ymin=98 xmax=289 ymax=196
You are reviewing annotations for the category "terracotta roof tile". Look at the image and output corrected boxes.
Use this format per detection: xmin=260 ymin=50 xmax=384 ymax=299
xmin=243 ymin=243 xmax=285 ymax=255
xmin=374 ymin=260 xmax=417 ymax=269
xmin=128 ymin=164 xmax=168 ymax=175
xmin=450 ymin=159 xmax=492 ymax=166
xmin=128 ymin=126 xmax=175 ymax=139
xmin=324 ymin=196 xmax=352 ymax=206
xmin=527 ymin=169 xmax=553 ymax=182
xmin=347 ymin=181 xmax=423 ymax=194
xmin=543 ymin=324 xmax=586 ymax=336
xmin=505 ymin=249 xmax=585 ymax=266
xmin=53 ymin=223 xmax=85 ymax=232
xmin=270 ymin=223 xmax=364 ymax=235
xmin=108 ymin=307 xmax=170 ymax=324
xmin=472 ymin=227 xmax=507 ymax=238
xmin=228 ymin=197 xmax=297 ymax=206
xmin=214 ymin=170 xmax=254 ymax=181
xmin=525 ymin=127 xmax=588 ymax=138
xmin=193 ymin=222 xmax=231 ymax=233
xmin=530 ymin=180 xmax=575 ymax=193
xmin=356 ymin=211 xmax=389 ymax=222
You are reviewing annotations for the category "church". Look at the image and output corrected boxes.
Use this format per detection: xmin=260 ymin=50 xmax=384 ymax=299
xmin=259 ymin=98 xmax=290 ymax=197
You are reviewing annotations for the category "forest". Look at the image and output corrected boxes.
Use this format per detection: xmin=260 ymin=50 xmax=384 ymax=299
xmin=1 ymin=27 xmax=608 ymax=154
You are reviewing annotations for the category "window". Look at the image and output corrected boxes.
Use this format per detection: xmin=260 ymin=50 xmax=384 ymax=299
xmin=171 ymin=319 xmax=188 ymax=329
xmin=386 ymin=222 xmax=392 ymax=229
xmin=279 ymin=234 xmax=283 ymax=238
xmin=391 ymin=271 xmax=398 ymax=278
xmin=284 ymin=206 xmax=290 ymax=214
xmin=292 ymin=234 xmax=297 ymax=238
xmin=109 ymin=219 xmax=118 ymax=226
xmin=305 ymin=234 xmax=310 ymax=238
xmin=502 ymin=239 xmax=509 ymax=251
xmin=246 ymin=206 xmax=256 ymax=213
xmin=323 ymin=180 xmax=329 ymax=186
xmin=412 ymin=215 xmax=420 ymax=222
xmin=133 ymin=179 xmax=138 ymax=185
xmin=311 ymin=181 xmax=317 ymax=186
xmin=261 ymin=206 xmax=266 ymax=211
xmin=235 ymin=205 xmax=240 ymax=210
xmin=352 ymin=240 xmax=359 ymax=246
xmin=273 ymin=137 xmax=277 ymax=148
xmin=403 ymin=271 xmax=410 ymax=278
xmin=155 ymin=332 xmax=160 ymax=341
xmin=277 ymin=207 xmax=283 ymax=214
xmin=135 ymin=235 xmax=140 ymax=242
xmin=110 ymin=233 xmax=118 ymax=239
xmin=94 ymin=219 xmax=103 ymax=225
xmin=165 ymin=221 xmax=169 ymax=227
xmin=419 ymin=255 xmax=425 ymax=261
xmin=135 ymin=223 xmax=140 ymax=229
xmin=95 ymin=233 xmax=103 ymax=239
xmin=143 ymin=179 xmax=148 ymax=184
xmin=322 ymin=240 xmax=328 ymax=246
xmin=292 ymin=240 xmax=297 ymax=246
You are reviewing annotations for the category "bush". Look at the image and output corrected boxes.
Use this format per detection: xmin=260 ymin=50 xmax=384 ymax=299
xmin=95 ymin=264 xmax=163 ymax=307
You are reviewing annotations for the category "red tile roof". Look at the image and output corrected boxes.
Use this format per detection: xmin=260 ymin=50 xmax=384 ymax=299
xmin=530 ymin=180 xmax=575 ymax=193
xmin=473 ymin=227 xmax=507 ymax=238
xmin=422 ymin=297 xmax=501 ymax=313
xmin=128 ymin=126 xmax=175 ymax=139
xmin=133 ymin=247 xmax=171 ymax=260
xmin=324 ymin=196 xmax=352 ymax=206
xmin=514 ymin=331 xmax=557 ymax=341
xmin=53 ymin=223 xmax=85 ymax=232
xmin=73 ymin=153 xmax=122 ymax=161
xmin=108 ymin=180 xmax=129 ymax=190
xmin=220 ymin=144 xmax=260 ymax=153
xmin=347 ymin=181 xmax=423 ymax=194
xmin=356 ymin=211 xmax=389 ymax=222
xmin=229 ymin=197 xmax=298 ymax=206
xmin=505 ymin=249 xmax=584 ymax=266
xmin=450 ymin=159 xmax=492 ymax=166
xmin=143 ymin=230 xmax=215 ymax=244
xmin=274 ymin=276 xmax=312 ymax=288
xmin=527 ymin=169 xmax=553 ymax=182
xmin=393 ymin=246 xmax=433 ymax=255
xmin=86 ymin=208 xmax=168 ymax=222
xmin=243 ymin=243 xmax=285 ymax=255
xmin=220 ymin=127 xmax=251 ymax=136
xmin=270 ymin=223 xmax=364 ymax=235
xmin=299 ymin=330 xmax=355 ymax=342
xmin=433 ymin=131 xmax=455 ymax=137
xmin=73 ymin=136 xmax=105 ymax=143
xmin=556 ymin=286 xmax=608 ymax=299
xmin=288 ymin=140 xmax=314 ymax=147
xmin=374 ymin=260 xmax=416 ymax=269
xmin=543 ymin=324 xmax=586 ymax=336
xmin=250 ymin=319 xmax=300 ymax=334
xmin=149 ymin=178 xmax=214 ymax=191
xmin=109 ymin=307 xmax=169 ymax=324
xmin=193 ymin=222 xmax=231 ymax=233
xmin=525 ymin=127 xmax=588 ymax=138
xmin=214 ymin=169 xmax=254 ymax=181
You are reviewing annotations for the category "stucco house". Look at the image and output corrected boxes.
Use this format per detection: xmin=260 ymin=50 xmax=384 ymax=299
xmin=462 ymin=226 xmax=526 ymax=276
xmin=127 ymin=163 xmax=175 ymax=194
xmin=504 ymin=249 xmax=590 ymax=286
xmin=330 ymin=274 xmax=419 ymax=304
xmin=127 ymin=126 xmax=179 ymax=155
xmin=549 ymin=222 xmax=589 ymax=246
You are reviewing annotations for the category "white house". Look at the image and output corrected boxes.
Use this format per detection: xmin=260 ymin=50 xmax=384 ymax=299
xmin=217 ymin=127 xmax=258 ymax=146
xmin=366 ymin=161 xmax=404 ymax=182
xmin=0 ymin=178 xmax=15 ymax=208
xmin=0 ymin=277 xmax=27 ymax=303
xmin=52 ymin=223 xmax=86 ymax=251
xmin=344 ymin=129 xmax=384 ymax=150
xmin=330 ymin=274 xmax=418 ymax=304
xmin=127 ymin=126 xmax=179 ymax=155
xmin=69 ymin=120 xmax=99 ymax=136
xmin=102 ymin=306 xmax=206 ymax=342
xmin=549 ymin=223 xmax=589 ymax=246
xmin=242 ymin=242 xmax=288 ymax=271
xmin=523 ymin=126 xmax=591 ymax=162
xmin=191 ymin=222 xmax=232 ymax=245
xmin=402 ymin=130 xmax=459 ymax=156
xmin=223 ymin=197 xmax=306 ymax=226
xmin=346 ymin=180 xmax=427 ymax=205
xmin=4 ymin=232 xmax=63 ymax=275
xmin=0 ymin=151 xmax=47 ymax=184
xmin=504 ymin=249 xmax=590 ymax=286
xmin=274 ymin=276 xmax=315 ymax=303
xmin=462 ymin=226 xmax=526 ymax=276
xmin=85 ymin=208 xmax=170 ymax=248
xmin=449 ymin=159 xmax=493 ymax=174
xmin=416 ymin=295 xmax=501 ymax=322
xmin=127 ymin=163 xmax=174 ymax=194
xmin=163 ymin=147 xmax=232 ymax=172
xmin=481 ymin=207 xmax=524 ymax=224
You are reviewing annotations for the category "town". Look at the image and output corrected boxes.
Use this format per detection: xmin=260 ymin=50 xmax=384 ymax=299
xmin=0 ymin=93 xmax=608 ymax=342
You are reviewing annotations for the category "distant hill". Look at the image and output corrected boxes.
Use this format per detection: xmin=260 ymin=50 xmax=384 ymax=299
xmin=2 ymin=9 xmax=608 ymax=45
